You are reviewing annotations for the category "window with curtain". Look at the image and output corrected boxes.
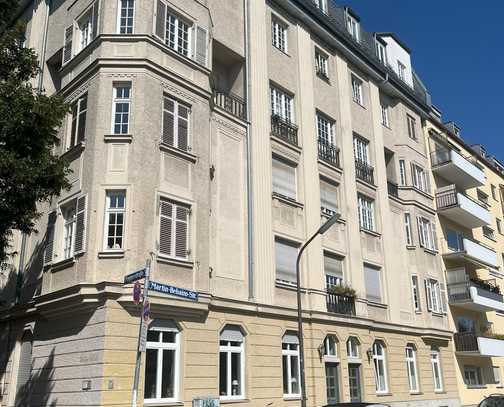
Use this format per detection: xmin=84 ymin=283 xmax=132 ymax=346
xmin=272 ymin=157 xmax=296 ymax=200
xmin=104 ymin=191 xmax=126 ymax=251
xmin=219 ymin=326 xmax=245 ymax=399
xmin=364 ymin=264 xmax=381 ymax=303
xmin=320 ymin=179 xmax=338 ymax=215
xmin=324 ymin=253 xmax=343 ymax=289
xmin=275 ymin=238 xmax=298 ymax=283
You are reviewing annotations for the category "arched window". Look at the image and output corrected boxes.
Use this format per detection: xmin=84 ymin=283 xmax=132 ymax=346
xmin=405 ymin=344 xmax=419 ymax=392
xmin=346 ymin=337 xmax=359 ymax=358
xmin=324 ymin=335 xmax=340 ymax=404
xmin=372 ymin=341 xmax=388 ymax=394
xmin=144 ymin=320 xmax=180 ymax=402
xmin=219 ymin=325 xmax=245 ymax=399
xmin=282 ymin=331 xmax=301 ymax=397
xmin=324 ymin=335 xmax=338 ymax=357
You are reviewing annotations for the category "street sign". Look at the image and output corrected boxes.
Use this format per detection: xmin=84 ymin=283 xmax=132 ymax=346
xmin=124 ymin=267 xmax=146 ymax=284
xmin=139 ymin=322 xmax=148 ymax=352
xmin=133 ymin=281 xmax=141 ymax=305
xmin=149 ymin=281 xmax=198 ymax=301
xmin=143 ymin=299 xmax=150 ymax=322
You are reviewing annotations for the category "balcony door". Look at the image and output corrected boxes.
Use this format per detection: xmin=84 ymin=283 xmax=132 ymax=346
xmin=325 ymin=363 xmax=340 ymax=404
xmin=348 ymin=363 xmax=362 ymax=402
xmin=457 ymin=317 xmax=476 ymax=333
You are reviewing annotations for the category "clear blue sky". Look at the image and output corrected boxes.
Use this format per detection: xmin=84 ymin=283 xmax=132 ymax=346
xmin=339 ymin=1 xmax=504 ymax=160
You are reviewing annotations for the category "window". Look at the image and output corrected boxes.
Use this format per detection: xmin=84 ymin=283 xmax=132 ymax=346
xmin=372 ymin=341 xmax=388 ymax=394
xmin=55 ymin=196 xmax=87 ymax=261
xmin=68 ymin=94 xmax=87 ymax=149
xmin=219 ymin=326 xmax=245 ymax=399
xmin=497 ymin=219 xmax=502 ymax=235
xmin=353 ymin=136 xmax=369 ymax=165
xmin=358 ymin=195 xmax=375 ymax=232
xmin=346 ymin=337 xmax=359 ymax=358
xmin=62 ymin=204 xmax=76 ymax=260
xmin=312 ymin=0 xmax=327 ymax=13
xmin=346 ymin=13 xmax=359 ymax=42
xmin=271 ymin=86 xmax=293 ymax=122
xmin=417 ymin=217 xmax=438 ymax=251
xmin=282 ymin=332 xmax=301 ymax=397
xmin=405 ymin=345 xmax=419 ymax=393
xmin=380 ymin=104 xmax=389 ymax=127
xmin=144 ymin=320 xmax=180 ymax=402
xmin=477 ymin=189 xmax=489 ymax=205
xmin=159 ymin=199 xmax=190 ymax=260
xmin=320 ymin=179 xmax=338 ymax=216
xmin=431 ymin=349 xmax=443 ymax=391
xmin=376 ymin=41 xmax=387 ymax=64
xmin=324 ymin=335 xmax=340 ymax=404
xmin=15 ymin=331 xmax=33 ymax=404
xmin=411 ymin=275 xmax=421 ymax=312
xmin=275 ymin=238 xmax=298 ymax=284
xmin=404 ymin=213 xmax=413 ymax=246
xmin=425 ymin=279 xmax=447 ymax=314
xmin=317 ymin=113 xmax=335 ymax=145
xmin=483 ymin=226 xmax=495 ymax=240
xmin=112 ymin=84 xmax=131 ymax=134
xmin=351 ymin=75 xmax=363 ymax=105
xmin=162 ymin=95 xmax=190 ymax=151
xmin=166 ymin=12 xmax=190 ymax=56
xmin=324 ymin=253 xmax=343 ymax=289
xmin=411 ymin=164 xmax=430 ymax=193
xmin=117 ymin=0 xmax=134 ymax=34
xmin=399 ymin=160 xmax=407 ymax=185
xmin=77 ymin=2 xmax=98 ymax=52
xmin=398 ymin=61 xmax=407 ymax=81
xmin=364 ymin=264 xmax=382 ymax=303
xmin=272 ymin=157 xmax=296 ymax=200
xmin=446 ymin=229 xmax=464 ymax=252
xmin=463 ymin=366 xmax=482 ymax=387
xmin=323 ymin=335 xmax=338 ymax=357
xmin=492 ymin=184 xmax=498 ymax=201
xmin=493 ymin=366 xmax=502 ymax=387
xmin=272 ymin=17 xmax=288 ymax=53
xmin=104 ymin=191 xmax=126 ymax=251
xmin=407 ymin=115 xmax=417 ymax=140
xmin=315 ymin=49 xmax=329 ymax=78
xmin=63 ymin=25 xmax=74 ymax=63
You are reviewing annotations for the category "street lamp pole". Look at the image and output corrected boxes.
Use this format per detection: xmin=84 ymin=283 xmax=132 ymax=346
xmin=296 ymin=213 xmax=341 ymax=407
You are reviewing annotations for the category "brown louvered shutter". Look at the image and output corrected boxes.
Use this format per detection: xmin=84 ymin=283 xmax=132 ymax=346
xmin=175 ymin=205 xmax=189 ymax=259
xmin=159 ymin=200 xmax=173 ymax=256
xmin=44 ymin=211 xmax=57 ymax=265
xmin=177 ymin=104 xmax=189 ymax=151
xmin=77 ymin=95 xmax=87 ymax=143
xmin=74 ymin=195 xmax=87 ymax=254
xmin=91 ymin=1 xmax=99 ymax=39
xmin=63 ymin=25 xmax=73 ymax=64
xmin=194 ymin=25 xmax=208 ymax=66
xmin=162 ymin=97 xmax=175 ymax=146
xmin=155 ymin=0 xmax=166 ymax=40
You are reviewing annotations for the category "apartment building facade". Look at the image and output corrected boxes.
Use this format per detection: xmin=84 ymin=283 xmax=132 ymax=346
xmin=0 ymin=0 xmax=464 ymax=406
xmin=426 ymin=117 xmax=504 ymax=406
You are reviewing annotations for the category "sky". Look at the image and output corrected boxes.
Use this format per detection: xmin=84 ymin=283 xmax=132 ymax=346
xmin=338 ymin=0 xmax=504 ymax=160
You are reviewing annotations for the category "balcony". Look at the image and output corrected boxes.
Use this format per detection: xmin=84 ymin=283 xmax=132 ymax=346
xmin=444 ymin=236 xmax=498 ymax=268
xmin=387 ymin=181 xmax=399 ymax=198
xmin=448 ymin=279 xmax=504 ymax=312
xmin=454 ymin=332 xmax=504 ymax=357
xmin=355 ymin=160 xmax=374 ymax=185
xmin=436 ymin=185 xmax=491 ymax=228
xmin=318 ymin=138 xmax=340 ymax=168
xmin=431 ymin=148 xmax=485 ymax=189
xmin=326 ymin=293 xmax=356 ymax=316
xmin=213 ymin=91 xmax=246 ymax=120
xmin=271 ymin=115 xmax=298 ymax=147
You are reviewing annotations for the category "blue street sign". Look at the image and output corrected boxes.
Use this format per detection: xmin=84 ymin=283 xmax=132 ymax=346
xmin=124 ymin=268 xmax=146 ymax=284
xmin=149 ymin=281 xmax=198 ymax=301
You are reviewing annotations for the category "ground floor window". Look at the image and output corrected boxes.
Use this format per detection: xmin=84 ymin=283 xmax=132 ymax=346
xmin=282 ymin=332 xmax=301 ymax=397
xmin=348 ymin=363 xmax=362 ymax=402
xmin=431 ymin=348 xmax=443 ymax=392
xmin=464 ymin=366 xmax=483 ymax=387
xmin=219 ymin=326 xmax=245 ymax=399
xmin=325 ymin=363 xmax=340 ymax=404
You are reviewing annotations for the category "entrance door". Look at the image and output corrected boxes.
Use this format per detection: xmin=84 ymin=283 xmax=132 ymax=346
xmin=325 ymin=363 xmax=340 ymax=404
xmin=348 ymin=363 xmax=362 ymax=403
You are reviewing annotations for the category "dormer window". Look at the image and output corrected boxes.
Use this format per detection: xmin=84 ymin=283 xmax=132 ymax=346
xmin=398 ymin=61 xmax=407 ymax=81
xmin=376 ymin=41 xmax=387 ymax=64
xmin=346 ymin=13 xmax=359 ymax=42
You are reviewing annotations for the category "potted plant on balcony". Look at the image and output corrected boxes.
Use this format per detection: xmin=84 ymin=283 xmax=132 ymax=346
xmin=328 ymin=284 xmax=356 ymax=298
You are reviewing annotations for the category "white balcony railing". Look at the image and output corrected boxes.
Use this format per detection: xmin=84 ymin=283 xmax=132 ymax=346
xmin=431 ymin=148 xmax=485 ymax=189
xmin=436 ymin=186 xmax=491 ymax=228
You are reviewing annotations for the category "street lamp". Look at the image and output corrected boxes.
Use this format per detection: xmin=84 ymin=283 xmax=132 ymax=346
xmin=296 ymin=212 xmax=341 ymax=407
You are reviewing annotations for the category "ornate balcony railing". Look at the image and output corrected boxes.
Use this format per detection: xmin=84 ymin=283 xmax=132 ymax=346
xmin=355 ymin=160 xmax=374 ymax=185
xmin=213 ymin=91 xmax=246 ymax=120
xmin=318 ymin=138 xmax=340 ymax=168
xmin=326 ymin=293 xmax=356 ymax=316
xmin=271 ymin=115 xmax=298 ymax=146
xmin=387 ymin=181 xmax=399 ymax=198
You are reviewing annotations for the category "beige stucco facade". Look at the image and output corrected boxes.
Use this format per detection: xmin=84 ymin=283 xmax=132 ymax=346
xmin=3 ymin=0 xmax=500 ymax=407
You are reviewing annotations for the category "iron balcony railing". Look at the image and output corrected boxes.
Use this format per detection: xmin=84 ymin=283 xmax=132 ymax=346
xmin=355 ymin=160 xmax=374 ymax=185
xmin=213 ymin=91 xmax=246 ymax=120
xmin=454 ymin=332 xmax=479 ymax=353
xmin=436 ymin=185 xmax=489 ymax=211
xmin=448 ymin=280 xmax=503 ymax=304
xmin=387 ymin=181 xmax=399 ymax=198
xmin=318 ymin=138 xmax=340 ymax=168
xmin=271 ymin=115 xmax=298 ymax=146
xmin=326 ymin=293 xmax=356 ymax=316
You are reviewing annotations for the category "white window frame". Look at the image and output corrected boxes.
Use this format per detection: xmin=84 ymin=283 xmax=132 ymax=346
xmin=282 ymin=335 xmax=301 ymax=397
xmin=351 ymin=75 xmax=363 ymax=105
xmin=346 ymin=337 xmax=359 ymax=359
xmin=313 ymin=0 xmax=327 ymax=13
xmin=144 ymin=323 xmax=180 ymax=403
xmin=358 ymin=194 xmax=375 ymax=232
xmin=219 ymin=329 xmax=245 ymax=400
xmin=418 ymin=217 xmax=437 ymax=252
xmin=315 ymin=49 xmax=329 ymax=78
xmin=103 ymin=190 xmax=126 ymax=251
xmin=412 ymin=164 xmax=429 ymax=193
xmin=405 ymin=345 xmax=419 ymax=393
xmin=166 ymin=11 xmax=191 ymax=56
xmin=372 ymin=341 xmax=388 ymax=394
xmin=426 ymin=279 xmax=442 ymax=313
xmin=271 ymin=86 xmax=294 ymax=122
xmin=111 ymin=83 xmax=131 ymax=134
xmin=376 ymin=40 xmax=387 ymax=64
xmin=68 ymin=94 xmax=88 ymax=149
xmin=411 ymin=275 xmax=420 ymax=312
xmin=271 ymin=17 xmax=288 ymax=53
xmin=464 ymin=366 xmax=482 ymax=387
xmin=399 ymin=160 xmax=407 ymax=185
xmin=493 ymin=366 xmax=502 ymax=387
xmin=346 ymin=13 xmax=359 ymax=42
xmin=316 ymin=113 xmax=335 ymax=145
xmin=62 ymin=204 xmax=76 ymax=260
xmin=398 ymin=61 xmax=407 ymax=81
xmin=162 ymin=95 xmax=191 ymax=150
xmin=404 ymin=213 xmax=413 ymax=246
xmin=407 ymin=114 xmax=417 ymax=140
xmin=158 ymin=199 xmax=190 ymax=261
xmin=324 ymin=335 xmax=338 ymax=357
xmin=380 ymin=104 xmax=389 ymax=127
xmin=353 ymin=136 xmax=369 ymax=165
xmin=275 ymin=237 xmax=299 ymax=284
xmin=117 ymin=0 xmax=135 ymax=34
xmin=272 ymin=157 xmax=297 ymax=201
xmin=77 ymin=3 xmax=96 ymax=53
xmin=320 ymin=179 xmax=339 ymax=216
xmin=431 ymin=350 xmax=443 ymax=392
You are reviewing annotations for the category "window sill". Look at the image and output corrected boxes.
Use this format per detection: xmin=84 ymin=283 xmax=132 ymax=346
xmin=48 ymin=256 xmax=76 ymax=271
xmin=143 ymin=401 xmax=184 ymax=407
xmin=98 ymin=250 xmax=125 ymax=259
xmin=283 ymin=396 xmax=301 ymax=401
xmin=270 ymin=134 xmax=302 ymax=153
xmin=159 ymin=142 xmax=197 ymax=163
xmin=219 ymin=398 xmax=250 ymax=404
xmin=273 ymin=46 xmax=290 ymax=57
xmin=157 ymin=255 xmax=194 ymax=269
xmin=410 ymin=391 xmax=423 ymax=396
xmin=352 ymin=99 xmax=366 ymax=109
xmin=406 ymin=245 xmax=416 ymax=250
xmin=360 ymin=228 xmax=381 ymax=238
xmin=366 ymin=300 xmax=388 ymax=309
xmin=104 ymin=134 xmax=133 ymax=143
xmin=316 ymin=72 xmax=331 ymax=84
xmin=411 ymin=186 xmax=433 ymax=200
xmin=382 ymin=123 xmax=391 ymax=130
xmin=423 ymin=247 xmax=439 ymax=256
xmin=467 ymin=385 xmax=487 ymax=389
xmin=272 ymin=193 xmax=304 ymax=209
xmin=375 ymin=392 xmax=392 ymax=397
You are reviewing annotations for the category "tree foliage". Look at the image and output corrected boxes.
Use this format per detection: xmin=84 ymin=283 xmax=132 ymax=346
xmin=0 ymin=3 xmax=70 ymax=262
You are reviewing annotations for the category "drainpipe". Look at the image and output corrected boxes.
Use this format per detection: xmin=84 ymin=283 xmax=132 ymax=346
xmin=36 ymin=0 xmax=51 ymax=93
xmin=244 ymin=0 xmax=254 ymax=301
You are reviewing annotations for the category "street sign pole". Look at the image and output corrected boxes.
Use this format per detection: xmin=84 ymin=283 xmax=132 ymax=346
xmin=131 ymin=258 xmax=151 ymax=407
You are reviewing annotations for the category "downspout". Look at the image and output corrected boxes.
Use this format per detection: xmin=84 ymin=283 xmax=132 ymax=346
xmin=244 ymin=0 xmax=254 ymax=301
xmin=36 ymin=0 xmax=51 ymax=93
